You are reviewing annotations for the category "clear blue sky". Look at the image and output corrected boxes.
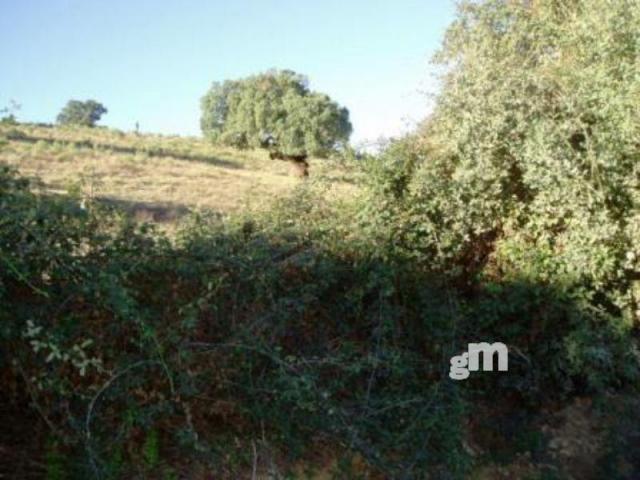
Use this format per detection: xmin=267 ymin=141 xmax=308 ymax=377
xmin=0 ymin=0 xmax=456 ymax=145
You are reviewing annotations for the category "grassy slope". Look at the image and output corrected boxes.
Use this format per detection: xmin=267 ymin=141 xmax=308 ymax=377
xmin=0 ymin=123 xmax=356 ymax=223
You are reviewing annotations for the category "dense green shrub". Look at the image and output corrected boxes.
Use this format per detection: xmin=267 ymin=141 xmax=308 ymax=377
xmin=359 ymin=0 xmax=640 ymax=394
xmin=1 ymin=166 xmax=470 ymax=477
xmin=2 ymin=153 xmax=636 ymax=478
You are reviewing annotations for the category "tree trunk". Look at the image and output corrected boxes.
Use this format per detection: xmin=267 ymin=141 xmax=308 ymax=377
xmin=269 ymin=151 xmax=309 ymax=178
xmin=289 ymin=158 xmax=309 ymax=178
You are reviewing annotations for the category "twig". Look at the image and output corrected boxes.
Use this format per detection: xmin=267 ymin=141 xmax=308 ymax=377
xmin=14 ymin=359 xmax=60 ymax=436
xmin=84 ymin=360 xmax=161 ymax=478
xmin=251 ymin=439 xmax=258 ymax=480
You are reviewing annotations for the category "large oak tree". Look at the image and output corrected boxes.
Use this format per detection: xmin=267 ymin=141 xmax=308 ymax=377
xmin=201 ymin=70 xmax=352 ymax=176
xmin=57 ymin=99 xmax=107 ymax=127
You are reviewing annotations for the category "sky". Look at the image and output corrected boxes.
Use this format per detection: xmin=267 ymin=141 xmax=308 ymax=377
xmin=0 ymin=0 xmax=457 ymax=145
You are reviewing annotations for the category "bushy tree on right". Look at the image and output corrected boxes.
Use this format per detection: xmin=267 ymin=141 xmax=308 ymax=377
xmin=363 ymin=0 xmax=640 ymax=393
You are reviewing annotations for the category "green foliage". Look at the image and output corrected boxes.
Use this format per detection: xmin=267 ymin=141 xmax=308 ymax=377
xmin=45 ymin=440 xmax=67 ymax=480
xmin=57 ymin=99 xmax=107 ymax=127
xmin=3 ymin=1 xmax=639 ymax=477
xmin=0 ymin=165 xmax=469 ymax=477
xmin=142 ymin=429 xmax=160 ymax=468
xmin=359 ymin=0 xmax=640 ymax=393
xmin=3 ymin=153 xmax=634 ymax=476
xmin=201 ymin=69 xmax=352 ymax=158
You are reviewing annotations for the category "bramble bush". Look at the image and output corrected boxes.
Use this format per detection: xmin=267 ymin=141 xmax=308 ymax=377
xmin=1 ymin=166 xmax=471 ymax=477
xmin=1 ymin=156 xmax=637 ymax=478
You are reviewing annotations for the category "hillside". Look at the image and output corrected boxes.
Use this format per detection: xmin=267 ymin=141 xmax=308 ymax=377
xmin=0 ymin=123 xmax=356 ymax=223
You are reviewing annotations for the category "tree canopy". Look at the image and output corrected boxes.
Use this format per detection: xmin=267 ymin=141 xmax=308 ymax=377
xmin=57 ymin=99 xmax=107 ymax=127
xmin=415 ymin=0 xmax=640 ymax=282
xmin=361 ymin=0 xmax=639 ymax=390
xmin=200 ymin=70 xmax=352 ymax=161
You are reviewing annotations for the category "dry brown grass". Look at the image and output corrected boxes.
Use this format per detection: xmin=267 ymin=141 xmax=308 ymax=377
xmin=0 ymin=123 xmax=357 ymax=223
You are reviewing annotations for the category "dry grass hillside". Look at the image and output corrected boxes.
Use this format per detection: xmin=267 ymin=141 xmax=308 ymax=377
xmin=0 ymin=123 xmax=357 ymax=223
